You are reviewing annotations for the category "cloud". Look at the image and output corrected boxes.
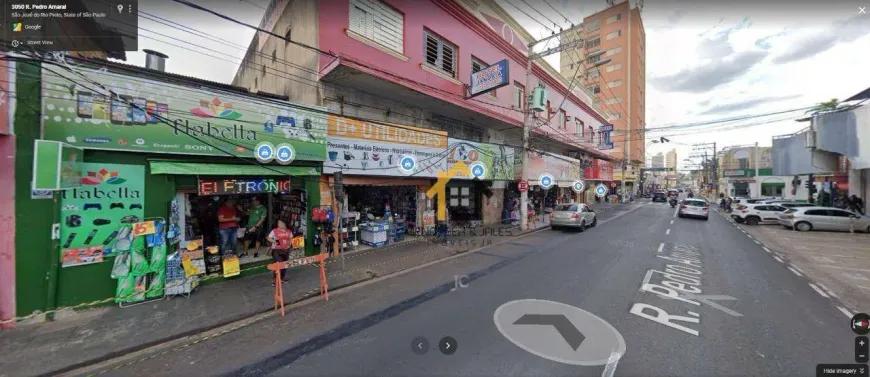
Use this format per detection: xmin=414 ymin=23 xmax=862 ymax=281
xmin=651 ymin=50 xmax=768 ymax=93
xmin=697 ymin=29 xmax=735 ymax=59
xmin=667 ymin=10 xmax=686 ymax=25
xmin=773 ymin=16 xmax=870 ymax=64
xmin=698 ymin=95 xmax=802 ymax=115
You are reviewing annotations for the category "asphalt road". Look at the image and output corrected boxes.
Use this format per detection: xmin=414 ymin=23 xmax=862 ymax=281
xmin=77 ymin=200 xmax=858 ymax=377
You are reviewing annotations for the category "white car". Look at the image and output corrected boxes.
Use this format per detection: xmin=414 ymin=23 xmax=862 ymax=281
xmin=677 ymin=199 xmax=710 ymax=220
xmin=732 ymin=203 xmax=788 ymax=225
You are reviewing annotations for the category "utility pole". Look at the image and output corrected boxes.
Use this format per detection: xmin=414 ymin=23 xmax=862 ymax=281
xmin=754 ymin=141 xmax=760 ymax=197
xmin=623 ymin=1 xmax=633 ymax=203
xmin=713 ymin=142 xmax=718 ymax=198
xmin=520 ymin=28 xmax=610 ymax=230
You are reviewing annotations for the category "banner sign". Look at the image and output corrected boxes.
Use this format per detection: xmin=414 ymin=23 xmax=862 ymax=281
xmin=324 ymin=117 xmax=448 ymax=177
xmin=41 ymin=65 xmax=328 ymax=161
xmin=198 ymin=177 xmax=292 ymax=195
xmin=597 ymin=124 xmax=614 ymax=150
xmin=519 ymin=151 xmax=581 ymax=185
xmin=469 ymin=59 xmax=510 ymax=98
xmin=60 ymin=163 xmax=145 ymax=266
xmin=32 ymin=140 xmax=84 ymax=190
xmin=447 ymin=138 xmax=516 ymax=180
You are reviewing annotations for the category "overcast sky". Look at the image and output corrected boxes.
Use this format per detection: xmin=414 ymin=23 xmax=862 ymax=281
xmin=124 ymin=0 xmax=870 ymax=171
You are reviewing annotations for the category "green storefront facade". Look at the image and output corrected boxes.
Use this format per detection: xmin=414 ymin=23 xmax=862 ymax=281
xmin=14 ymin=61 xmax=326 ymax=317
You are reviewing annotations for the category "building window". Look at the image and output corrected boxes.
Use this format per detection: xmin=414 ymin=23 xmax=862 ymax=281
xmin=513 ymin=82 xmax=525 ymax=109
xmin=587 ymin=54 xmax=601 ymax=64
xmin=605 ymin=63 xmax=622 ymax=72
xmin=585 ymin=38 xmax=600 ymax=49
xmin=605 ymin=97 xmax=623 ymax=105
xmin=472 ymin=57 xmax=496 ymax=97
xmin=607 ymin=80 xmax=623 ymax=88
xmin=575 ymin=119 xmax=585 ymax=136
xmin=585 ymin=20 xmax=600 ymax=32
xmin=587 ymin=70 xmax=600 ymax=79
xmin=424 ymin=30 xmax=456 ymax=77
xmin=568 ymin=63 xmax=574 ymax=70
xmin=606 ymin=13 xmax=622 ymax=24
xmin=606 ymin=47 xmax=622 ymax=56
xmin=559 ymin=110 xmax=567 ymax=129
xmin=606 ymin=30 xmax=622 ymax=40
xmin=349 ymin=0 xmax=404 ymax=54
xmin=591 ymin=85 xmax=601 ymax=94
xmin=588 ymin=125 xmax=593 ymax=142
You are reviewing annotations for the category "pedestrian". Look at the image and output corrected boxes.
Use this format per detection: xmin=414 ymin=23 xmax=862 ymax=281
xmin=217 ymin=199 xmax=241 ymax=257
xmin=241 ymin=197 xmax=267 ymax=258
xmin=267 ymin=219 xmax=294 ymax=285
xmin=851 ymin=195 xmax=865 ymax=215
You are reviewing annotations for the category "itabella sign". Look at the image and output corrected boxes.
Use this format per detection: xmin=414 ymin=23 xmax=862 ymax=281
xmin=469 ymin=59 xmax=510 ymax=98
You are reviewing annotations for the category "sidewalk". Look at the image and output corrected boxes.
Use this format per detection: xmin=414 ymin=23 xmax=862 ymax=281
xmin=0 ymin=201 xmax=626 ymax=376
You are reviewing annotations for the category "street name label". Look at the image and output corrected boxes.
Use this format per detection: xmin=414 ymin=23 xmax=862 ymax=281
xmin=494 ymin=299 xmax=625 ymax=366
xmin=629 ymin=243 xmax=742 ymax=337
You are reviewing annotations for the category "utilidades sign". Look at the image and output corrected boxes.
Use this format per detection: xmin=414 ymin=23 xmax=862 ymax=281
xmin=469 ymin=59 xmax=510 ymax=98
xmin=198 ymin=178 xmax=292 ymax=195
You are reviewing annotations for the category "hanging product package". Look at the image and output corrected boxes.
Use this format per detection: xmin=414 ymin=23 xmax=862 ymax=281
xmin=112 ymin=225 xmax=134 ymax=253
xmin=110 ymin=251 xmax=131 ymax=279
xmin=132 ymin=275 xmax=147 ymax=302
xmin=146 ymin=221 xmax=166 ymax=247
xmin=150 ymin=243 xmax=167 ymax=273
xmin=115 ymin=274 xmax=136 ymax=303
xmin=146 ymin=269 xmax=165 ymax=299
xmin=130 ymin=237 xmax=150 ymax=277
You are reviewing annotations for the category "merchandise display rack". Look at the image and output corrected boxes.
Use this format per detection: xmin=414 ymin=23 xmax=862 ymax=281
xmin=340 ymin=211 xmax=360 ymax=250
xmin=117 ymin=217 xmax=167 ymax=308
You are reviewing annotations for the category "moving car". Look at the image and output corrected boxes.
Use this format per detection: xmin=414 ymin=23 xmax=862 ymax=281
xmin=652 ymin=191 xmax=668 ymax=203
xmin=778 ymin=207 xmax=870 ymax=232
xmin=732 ymin=203 xmax=788 ymax=225
xmin=678 ymin=199 xmax=710 ymax=220
xmin=550 ymin=203 xmax=597 ymax=231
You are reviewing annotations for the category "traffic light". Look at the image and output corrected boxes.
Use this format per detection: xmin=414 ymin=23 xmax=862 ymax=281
xmin=805 ymin=180 xmax=817 ymax=194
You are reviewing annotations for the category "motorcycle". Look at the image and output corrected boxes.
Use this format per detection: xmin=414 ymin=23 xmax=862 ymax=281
xmin=669 ymin=197 xmax=678 ymax=208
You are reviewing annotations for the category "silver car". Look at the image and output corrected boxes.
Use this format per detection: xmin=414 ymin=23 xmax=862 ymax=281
xmin=778 ymin=207 xmax=870 ymax=232
xmin=550 ymin=203 xmax=597 ymax=231
xmin=677 ymin=199 xmax=710 ymax=220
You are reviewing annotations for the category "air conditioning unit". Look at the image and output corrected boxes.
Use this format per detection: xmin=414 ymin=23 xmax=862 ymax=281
xmin=805 ymin=130 xmax=816 ymax=148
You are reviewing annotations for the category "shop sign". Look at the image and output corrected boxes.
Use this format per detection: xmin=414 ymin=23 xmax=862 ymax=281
xmin=519 ymin=151 xmax=581 ymax=186
xmin=597 ymin=124 xmax=614 ymax=151
xmin=198 ymin=177 xmax=292 ymax=196
xmin=60 ymin=163 xmax=145 ymax=266
xmin=324 ymin=117 xmax=448 ymax=177
xmin=41 ymin=65 xmax=328 ymax=161
xmin=447 ymin=138 xmax=516 ymax=180
xmin=469 ymin=59 xmax=510 ymax=98
xmin=0 ymin=57 xmax=12 ymax=135
xmin=724 ymin=170 xmax=746 ymax=177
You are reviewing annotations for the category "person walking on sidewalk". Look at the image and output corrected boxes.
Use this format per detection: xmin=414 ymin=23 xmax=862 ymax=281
xmin=217 ymin=199 xmax=241 ymax=257
xmin=267 ymin=219 xmax=294 ymax=285
xmin=241 ymin=197 xmax=267 ymax=258
xmin=850 ymin=195 xmax=866 ymax=215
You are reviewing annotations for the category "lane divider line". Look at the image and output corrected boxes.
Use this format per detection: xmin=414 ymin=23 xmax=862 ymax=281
xmin=753 ymin=240 xmax=761 ymax=245
xmin=773 ymin=256 xmax=784 ymax=263
xmin=809 ymin=283 xmax=831 ymax=298
xmin=762 ymin=247 xmax=771 ymax=253
xmin=788 ymin=266 xmax=804 ymax=277
xmin=657 ymin=243 xmax=664 ymax=253
xmin=817 ymin=283 xmax=838 ymax=298
xmin=670 ymin=220 xmax=674 ymax=224
xmin=665 ymin=229 xmax=671 ymax=235
xmin=791 ymin=265 xmax=805 ymax=274
xmin=838 ymin=306 xmax=854 ymax=318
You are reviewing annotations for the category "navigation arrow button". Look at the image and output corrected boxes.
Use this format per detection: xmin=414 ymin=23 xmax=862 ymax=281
xmin=439 ymin=336 xmax=457 ymax=355
xmin=411 ymin=336 xmax=429 ymax=355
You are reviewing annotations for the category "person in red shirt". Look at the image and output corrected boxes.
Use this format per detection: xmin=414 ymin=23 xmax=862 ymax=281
xmin=267 ymin=219 xmax=294 ymax=284
xmin=217 ymin=199 xmax=241 ymax=256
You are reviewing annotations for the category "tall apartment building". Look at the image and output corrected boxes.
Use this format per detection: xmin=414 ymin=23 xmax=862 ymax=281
xmin=666 ymin=148 xmax=678 ymax=173
xmin=560 ymin=0 xmax=646 ymax=187
xmin=651 ymin=152 xmax=664 ymax=168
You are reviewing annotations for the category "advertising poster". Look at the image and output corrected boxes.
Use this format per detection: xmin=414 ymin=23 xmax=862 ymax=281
xmin=447 ymin=138 xmax=516 ymax=181
xmin=41 ymin=66 xmax=328 ymax=161
xmin=519 ymin=151 xmax=582 ymax=186
xmin=323 ymin=115 xmax=448 ymax=177
xmin=60 ymin=163 xmax=145 ymax=267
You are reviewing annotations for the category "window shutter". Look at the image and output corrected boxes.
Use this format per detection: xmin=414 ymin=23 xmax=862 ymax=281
xmin=441 ymin=44 xmax=455 ymax=75
xmin=350 ymin=0 xmax=404 ymax=53
xmin=425 ymin=34 xmax=439 ymax=66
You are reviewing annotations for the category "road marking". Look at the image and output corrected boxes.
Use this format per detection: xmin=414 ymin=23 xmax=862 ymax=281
xmin=809 ymin=283 xmax=830 ymax=298
xmin=657 ymin=243 xmax=664 ymax=253
xmin=788 ymin=267 xmax=803 ymax=277
xmin=838 ymin=306 xmax=854 ymax=318
xmin=791 ymin=265 xmax=805 ymax=274
xmin=601 ymin=350 xmax=623 ymax=377
xmin=672 ymin=205 xmax=679 ymax=218
xmin=670 ymin=220 xmax=674 ymax=224
xmin=762 ymin=247 xmax=771 ymax=253
xmin=753 ymin=240 xmax=760 ymax=244
xmin=817 ymin=284 xmax=837 ymax=297
xmin=665 ymin=229 xmax=671 ymax=235
xmin=773 ymin=256 xmax=784 ymax=263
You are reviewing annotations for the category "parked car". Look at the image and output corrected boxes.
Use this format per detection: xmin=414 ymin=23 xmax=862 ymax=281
xmin=678 ymin=199 xmax=710 ymax=220
xmin=732 ymin=203 xmax=788 ymax=225
xmin=652 ymin=192 xmax=668 ymax=203
xmin=778 ymin=202 xmax=816 ymax=209
xmin=550 ymin=203 xmax=597 ymax=231
xmin=778 ymin=207 xmax=870 ymax=232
